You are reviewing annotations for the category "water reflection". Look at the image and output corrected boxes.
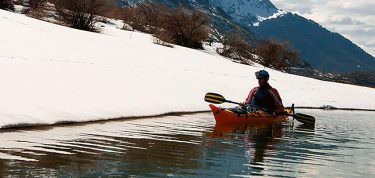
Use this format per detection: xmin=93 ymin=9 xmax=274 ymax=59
xmin=207 ymin=122 xmax=297 ymax=177
xmin=0 ymin=110 xmax=374 ymax=177
xmin=0 ymin=114 xmax=214 ymax=177
xmin=209 ymin=123 xmax=285 ymax=164
xmin=295 ymin=124 xmax=315 ymax=131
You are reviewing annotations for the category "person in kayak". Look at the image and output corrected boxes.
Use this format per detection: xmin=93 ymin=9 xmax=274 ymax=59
xmin=243 ymin=70 xmax=284 ymax=115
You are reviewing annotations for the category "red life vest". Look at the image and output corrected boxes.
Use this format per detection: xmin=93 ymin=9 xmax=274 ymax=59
xmin=244 ymin=84 xmax=284 ymax=113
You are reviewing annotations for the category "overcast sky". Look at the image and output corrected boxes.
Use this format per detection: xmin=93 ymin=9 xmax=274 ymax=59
xmin=271 ymin=0 xmax=375 ymax=57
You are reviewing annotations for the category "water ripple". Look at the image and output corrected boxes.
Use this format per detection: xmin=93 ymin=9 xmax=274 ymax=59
xmin=0 ymin=111 xmax=374 ymax=177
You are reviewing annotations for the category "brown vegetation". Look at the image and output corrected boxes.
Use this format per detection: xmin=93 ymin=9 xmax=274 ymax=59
xmin=345 ymin=71 xmax=375 ymax=87
xmin=120 ymin=2 xmax=167 ymax=34
xmin=217 ymin=33 xmax=254 ymax=64
xmin=256 ymin=39 xmax=299 ymax=70
xmin=119 ymin=3 xmax=210 ymax=49
xmin=162 ymin=6 xmax=210 ymax=49
xmin=29 ymin=0 xmax=46 ymax=9
xmin=24 ymin=0 xmax=48 ymax=18
xmin=0 ymin=0 xmax=14 ymax=11
xmin=136 ymin=2 xmax=168 ymax=34
xmin=53 ymin=0 xmax=114 ymax=31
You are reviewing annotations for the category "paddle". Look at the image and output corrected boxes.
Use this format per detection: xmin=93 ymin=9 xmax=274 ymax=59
xmin=204 ymin=92 xmax=243 ymax=105
xmin=204 ymin=92 xmax=315 ymax=125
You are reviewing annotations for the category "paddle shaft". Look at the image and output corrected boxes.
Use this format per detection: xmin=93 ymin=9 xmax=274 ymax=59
xmin=225 ymin=100 xmax=243 ymax=106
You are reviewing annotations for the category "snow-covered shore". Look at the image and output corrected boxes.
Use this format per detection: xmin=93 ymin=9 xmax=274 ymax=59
xmin=0 ymin=10 xmax=374 ymax=128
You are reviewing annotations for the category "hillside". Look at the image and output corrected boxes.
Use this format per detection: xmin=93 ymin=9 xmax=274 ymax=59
xmin=1 ymin=9 xmax=374 ymax=128
xmin=118 ymin=0 xmax=375 ymax=72
xmin=254 ymin=13 xmax=375 ymax=72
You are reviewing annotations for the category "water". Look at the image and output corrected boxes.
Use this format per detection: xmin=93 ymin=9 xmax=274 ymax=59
xmin=0 ymin=109 xmax=374 ymax=177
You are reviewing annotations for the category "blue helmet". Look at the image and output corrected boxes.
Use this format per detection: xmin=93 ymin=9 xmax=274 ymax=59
xmin=255 ymin=70 xmax=269 ymax=79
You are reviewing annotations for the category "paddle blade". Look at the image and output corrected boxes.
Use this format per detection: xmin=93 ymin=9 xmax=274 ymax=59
xmin=204 ymin=93 xmax=226 ymax=104
xmin=294 ymin=113 xmax=315 ymax=125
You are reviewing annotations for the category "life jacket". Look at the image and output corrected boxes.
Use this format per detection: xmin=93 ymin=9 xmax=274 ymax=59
xmin=244 ymin=83 xmax=284 ymax=113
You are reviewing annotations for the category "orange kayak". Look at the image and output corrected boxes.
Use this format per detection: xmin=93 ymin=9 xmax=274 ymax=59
xmin=209 ymin=104 xmax=290 ymax=125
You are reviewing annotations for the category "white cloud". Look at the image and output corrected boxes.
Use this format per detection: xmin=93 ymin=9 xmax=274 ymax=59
xmin=271 ymin=0 xmax=375 ymax=56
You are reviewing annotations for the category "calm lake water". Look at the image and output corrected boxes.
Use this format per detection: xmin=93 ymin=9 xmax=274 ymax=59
xmin=0 ymin=109 xmax=374 ymax=177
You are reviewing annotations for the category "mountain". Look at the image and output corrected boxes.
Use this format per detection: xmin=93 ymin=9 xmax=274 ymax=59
xmin=208 ymin=0 xmax=278 ymax=22
xmin=118 ymin=0 xmax=375 ymax=72
xmin=254 ymin=13 xmax=375 ymax=72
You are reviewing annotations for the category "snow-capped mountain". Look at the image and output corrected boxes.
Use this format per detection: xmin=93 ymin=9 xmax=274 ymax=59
xmin=208 ymin=0 xmax=279 ymax=23
xmin=118 ymin=0 xmax=375 ymax=72
xmin=119 ymin=0 xmax=280 ymax=21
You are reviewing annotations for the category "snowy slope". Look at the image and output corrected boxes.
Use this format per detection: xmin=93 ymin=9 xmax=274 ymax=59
xmin=0 ymin=10 xmax=374 ymax=128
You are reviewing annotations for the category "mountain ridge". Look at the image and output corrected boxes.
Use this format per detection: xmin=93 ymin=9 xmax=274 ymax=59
xmin=117 ymin=0 xmax=375 ymax=72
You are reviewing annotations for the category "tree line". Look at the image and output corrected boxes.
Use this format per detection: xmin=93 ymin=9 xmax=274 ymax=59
xmin=1 ymin=0 xmax=302 ymax=70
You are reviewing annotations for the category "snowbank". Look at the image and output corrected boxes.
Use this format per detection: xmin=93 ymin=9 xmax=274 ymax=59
xmin=0 ymin=10 xmax=374 ymax=128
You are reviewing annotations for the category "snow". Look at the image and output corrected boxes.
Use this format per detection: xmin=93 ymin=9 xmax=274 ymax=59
xmin=208 ymin=0 xmax=286 ymax=27
xmin=255 ymin=9 xmax=286 ymax=24
xmin=0 ymin=10 xmax=374 ymax=129
xmin=209 ymin=0 xmax=278 ymax=22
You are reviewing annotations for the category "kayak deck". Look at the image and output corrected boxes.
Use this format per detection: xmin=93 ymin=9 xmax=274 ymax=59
xmin=209 ymin=104 xmax=289 ymax=125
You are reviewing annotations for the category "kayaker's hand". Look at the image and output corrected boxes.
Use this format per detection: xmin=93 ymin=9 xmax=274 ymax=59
xmin=237 ymin=103 xmax=246 ymax=108
xmin=282 ymin=111 xmax=290 ymax=115
xmin=275 ymin=111 xmax=288 ymax=116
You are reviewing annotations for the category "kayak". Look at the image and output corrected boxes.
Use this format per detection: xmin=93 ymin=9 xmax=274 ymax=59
xmin=209 ymin=104 xmax=291 ymax=125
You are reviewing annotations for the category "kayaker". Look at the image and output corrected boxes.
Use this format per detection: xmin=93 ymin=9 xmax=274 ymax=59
xmin=243 ymin=70 xmax=284 ymax=115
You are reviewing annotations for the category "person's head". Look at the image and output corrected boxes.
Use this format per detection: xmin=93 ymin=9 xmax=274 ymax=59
xmin=255 ymin=70 xmax=269 ymax=86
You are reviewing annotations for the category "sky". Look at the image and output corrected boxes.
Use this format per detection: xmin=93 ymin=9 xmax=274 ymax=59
xmin=271 ymin=0 xmax=375 ymax=57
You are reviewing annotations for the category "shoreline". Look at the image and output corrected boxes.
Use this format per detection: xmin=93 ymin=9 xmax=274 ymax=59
xmin=0 ymin=110 xmax=209 ymax=132
xmin=1 ymin=107 xmax=374 ymax=131
xmin=295 ymin=106 xmax=375 ymax=112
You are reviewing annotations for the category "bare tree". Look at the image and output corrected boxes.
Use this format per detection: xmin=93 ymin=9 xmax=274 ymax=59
xmin=119 ymin=6 xmax=139 ymax=30
xmin=256 ymin=39 xmax=299 ymax=70
xmin=28 ymin=0 xmax=47 ymax=9
xmin=217 ymin=33 xmax=254 ymax=64
xmin=120 ymin=2 xmax=168 ymax=33
xmin=136 ymin=2 xmax=168 ymax=34
xmin=119 ymin=3 xmax=211 ymax=49
xmin=24 ymin=0 xmax=49 ymax=18
xmin=0 ymin=0 xmax=14 ymax=11
xmin=104 ymin=7 xmax=126 ymax=19
xmin=53 ymin=0 xmax=113 ymax=31
xmin=162 ymin=6 xmax=211 ymax=49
